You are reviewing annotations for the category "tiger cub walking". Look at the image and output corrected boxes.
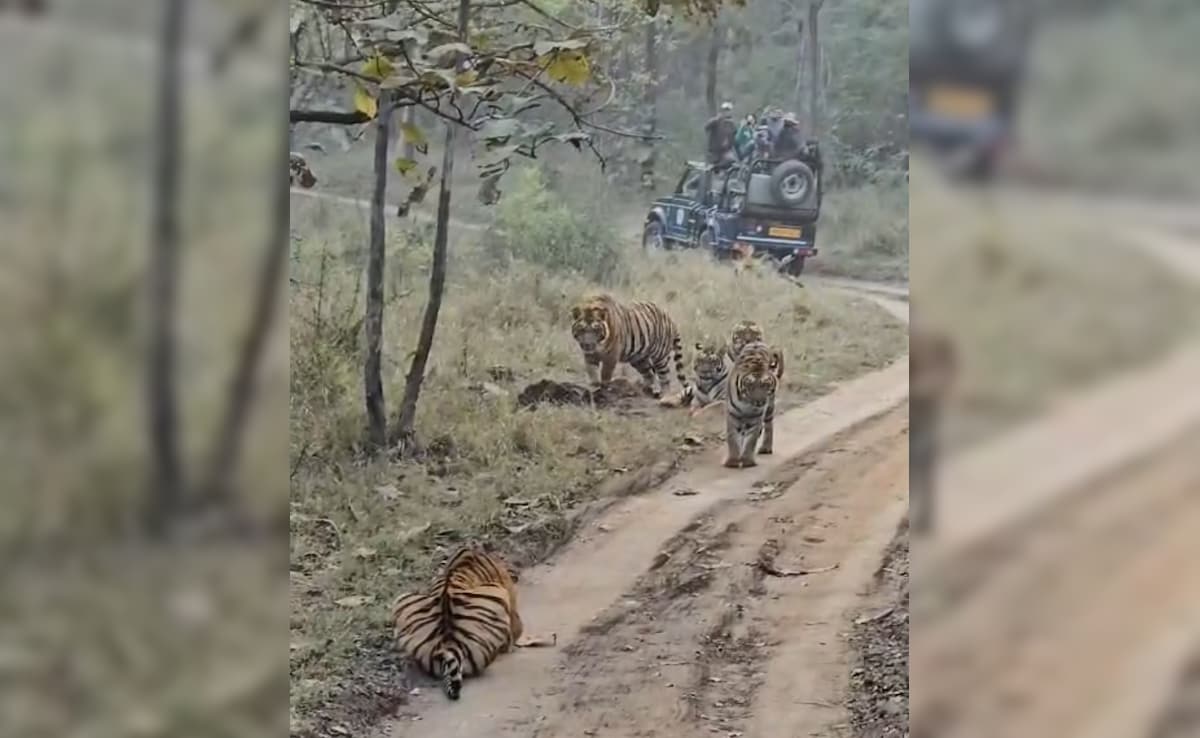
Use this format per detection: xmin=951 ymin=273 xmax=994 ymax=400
xmin=570 ymin=294 xmax=691 ymax=399
xmin=392 ymin=546 xmax=524 ymax=700
xmin=724 ymin=340 xmax=781 ymax=468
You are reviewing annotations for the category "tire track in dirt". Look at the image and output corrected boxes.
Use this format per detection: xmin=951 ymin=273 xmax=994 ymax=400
xmin=514 ymin=407 xmax=907 ymax=738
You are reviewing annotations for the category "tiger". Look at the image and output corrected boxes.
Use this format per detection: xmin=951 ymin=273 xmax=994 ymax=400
xmin=682 ymin=339 xmax=733 ymax=409
xmin=724 ymin=340 xmax=780 ymax=468
xmin=570 ymin=294 xmax=691 ymax=400
xmin=289 ymin=152 xmax=317 ymax=189
xmin=392 ymin=546 xmax=524 ymax=700
xmin=729 ymin=320 xmax=785 ymax=380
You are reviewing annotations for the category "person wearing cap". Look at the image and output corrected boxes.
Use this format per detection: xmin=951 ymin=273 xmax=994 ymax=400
xmin=704 ymin=101 xmax=738 ymax=167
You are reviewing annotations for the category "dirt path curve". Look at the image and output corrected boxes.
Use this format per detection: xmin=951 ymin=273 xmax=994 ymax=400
xmin=914 ymin=197 xmax=1200 ymax=738
xmin=375 ymin=294 xmax=909 ymax=738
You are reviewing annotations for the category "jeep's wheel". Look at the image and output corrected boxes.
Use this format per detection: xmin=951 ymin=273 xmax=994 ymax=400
xmin=698 ymin=228 xmax=717 ymax=253
xmin=770 ymin=160 xmax=815 ymax=206
xmin=786 ymin=255 xmax=806 ymax=276
xmin=642 ymin=220 xmax=666 ymax=251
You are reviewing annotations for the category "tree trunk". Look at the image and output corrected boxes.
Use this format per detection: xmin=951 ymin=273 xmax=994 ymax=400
xmin=146 ymin=0 xmax=187 ymax=537
xmin=704 ymin=16 xmax=722 ymax=118
xmin=793 ymin=13 xmax=806 ymax=111
xmin=364 ymin=94 xmax=393 ymax=452
xmin=806 ymin=0 xmax=822 ymax=136
xmin=641 ymin=16 xmax=659 ymax=192
xmin=392 ymin=0 xmax=470 ymax=452
xmin=200 ymin=49 xmax=293 ymax=507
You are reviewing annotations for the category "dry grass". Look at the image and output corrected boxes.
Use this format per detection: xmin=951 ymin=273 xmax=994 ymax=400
xmin=1020 ymin=5 xmax=1200 ymax=197
xmin=809 ymin=182 xmax=909 ymax=284
xmin=910 ymin=162 xmax=1200 ymax=451
xmin=287 ymin=188 xmax=907 ymax=735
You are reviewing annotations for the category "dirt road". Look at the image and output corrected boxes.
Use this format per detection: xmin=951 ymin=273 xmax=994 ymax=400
xmin=912 ymin=197 xmax=1200 ymax=738
xmin=382 ymin=404 xmax=909 ymax=738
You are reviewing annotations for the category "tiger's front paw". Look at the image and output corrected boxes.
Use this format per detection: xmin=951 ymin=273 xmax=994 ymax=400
xmin=723 ymin=457 xmax=743 ymax=469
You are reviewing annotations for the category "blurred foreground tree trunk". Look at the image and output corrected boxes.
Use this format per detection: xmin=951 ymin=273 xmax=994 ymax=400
xmin=146 ymin=0 xmax=187 ymax=537
xmin=364 ymin=93 xmax=394 ymax=451
xmin=201 ymin=29 xmax=293 ymax=508
xmin=392 ymin=0 xmax=469 ymax=453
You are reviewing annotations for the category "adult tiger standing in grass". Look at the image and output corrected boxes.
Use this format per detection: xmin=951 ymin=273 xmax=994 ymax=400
xmin=392 ymin=546 xmax=526 ymax=700
xmin=570 ymin=294 xmax=691 ymax=400
xmin=724 ymin=340 xmax=781 ymax=468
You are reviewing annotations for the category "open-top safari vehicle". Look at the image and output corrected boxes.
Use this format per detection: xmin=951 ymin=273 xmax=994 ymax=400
xmin=642 ymin=142 xmax=823 ymax=276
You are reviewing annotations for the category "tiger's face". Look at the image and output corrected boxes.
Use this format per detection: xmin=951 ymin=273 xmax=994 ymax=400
xmin=571 ymin=302 xmax=611 ymax=354
xmin=290 ymin=153 xmax=317 ymax=189
xmin=693 ymin=341 xmax=728 ymax=381
xmin=730 ymin=321 xmax=765 ymax=359
xmin=735 ymin=342 xmax=777 ymax=403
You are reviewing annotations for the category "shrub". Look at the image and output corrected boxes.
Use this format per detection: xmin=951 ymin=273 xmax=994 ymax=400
xmin=486 ymin=167 xmax=625 ymax=284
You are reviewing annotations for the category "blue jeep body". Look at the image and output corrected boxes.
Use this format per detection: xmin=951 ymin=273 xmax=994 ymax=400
xmin=643 ymin=157 xmax=821 ymax=275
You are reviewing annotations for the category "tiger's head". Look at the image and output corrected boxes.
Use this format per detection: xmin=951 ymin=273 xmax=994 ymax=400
xmin=570 ymin=297 xmax=613 ymax=354
xmin=693 ymin=340 xmax=729 ymax=382
xmin=289 ymin=152 xmax=317 ymax=189
xmin=735 ymin=341 xmax=778 ymax=403
xmin=730 ymin=320 xmax=766 ymax=359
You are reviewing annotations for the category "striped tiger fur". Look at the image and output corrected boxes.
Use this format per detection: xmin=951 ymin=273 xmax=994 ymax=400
xmin=392 ymin=546 xmax=524 ymax=700
xmin=683 ymin=339 xmax=732 ymax=408
xmin=724 ymin=340 xmax=780 ymax=468
xmin=570 ymin=294 xmax=691 ymax=400
xmin=729 ymin=320 xmax=785 ymax=379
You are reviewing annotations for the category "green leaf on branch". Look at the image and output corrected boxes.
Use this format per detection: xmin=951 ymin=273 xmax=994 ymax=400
xmin=395 ymin=158 xmax=418 ymax=176
xmin=400 ymin=122 xmax=429 ymax=155
xmin=361 ymin=54 xmax=394 ymax=81
xmin=353 ymin=86 xmax=377 ymax=119
xmin=539 ymin=50 xmax=591 ymax=86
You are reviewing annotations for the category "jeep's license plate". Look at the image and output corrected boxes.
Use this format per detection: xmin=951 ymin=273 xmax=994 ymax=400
xmin=768 ymin=226 xmax=802 ymax=239
xmin=927 ymin=86 xmax=994 ymax=119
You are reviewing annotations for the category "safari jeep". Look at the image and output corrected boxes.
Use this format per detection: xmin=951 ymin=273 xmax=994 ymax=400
xmin=642 ymin=145 xmax=822 ymax=276
xmin=910 ymin=0 xmax=1035 ymax=180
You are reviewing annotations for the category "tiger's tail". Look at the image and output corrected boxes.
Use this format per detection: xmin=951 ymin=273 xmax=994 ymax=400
xmin=435 ymin=646 xmax=464 ymax=700
xmin=673 ymin=333 xmax=693 ymax=405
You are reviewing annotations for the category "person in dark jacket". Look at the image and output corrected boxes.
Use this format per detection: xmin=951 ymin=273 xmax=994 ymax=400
xmin=772 ymin=113 xmax=804 ymax=160
xmin=704 ymin=101 xmax=738 ymax=167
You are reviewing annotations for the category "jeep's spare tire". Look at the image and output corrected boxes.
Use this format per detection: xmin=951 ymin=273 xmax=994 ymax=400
xmin=769 ymin=160 xmax=814 ymax=206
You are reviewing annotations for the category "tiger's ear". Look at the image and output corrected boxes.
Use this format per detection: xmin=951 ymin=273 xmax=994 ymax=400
xmin=571 ymin=305 xmax=583 ymax=321
xmin=694 ymin=342 xmax=704 ymax=351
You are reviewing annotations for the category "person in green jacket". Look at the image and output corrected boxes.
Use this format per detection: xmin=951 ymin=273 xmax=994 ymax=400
xmin=734 ymin=114 xmax=756 ymax=160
